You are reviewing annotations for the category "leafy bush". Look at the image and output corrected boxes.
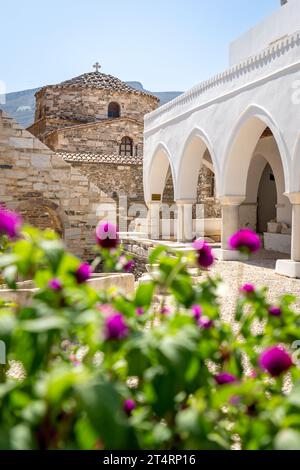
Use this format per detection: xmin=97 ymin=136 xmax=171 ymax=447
xmin=0 ymin=210 xmax=300 ymax=450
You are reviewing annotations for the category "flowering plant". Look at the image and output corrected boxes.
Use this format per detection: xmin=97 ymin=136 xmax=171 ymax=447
xmin=0 ymin=212 xmax=300 ymax=450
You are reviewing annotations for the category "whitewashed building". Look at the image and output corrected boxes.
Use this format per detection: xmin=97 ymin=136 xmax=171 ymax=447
xmin=143 ymin=0 xmax=300 ymax=278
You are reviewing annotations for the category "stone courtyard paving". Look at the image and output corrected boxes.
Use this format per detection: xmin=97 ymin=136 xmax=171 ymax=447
xmin=206 ymin=250 xmax=300 ymax=322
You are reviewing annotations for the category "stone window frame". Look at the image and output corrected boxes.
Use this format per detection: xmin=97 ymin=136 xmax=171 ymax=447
xmin=108 ymin=101 xmax=121 ymax=119
xmin=120 ymin=136 xmax=133 ymax=156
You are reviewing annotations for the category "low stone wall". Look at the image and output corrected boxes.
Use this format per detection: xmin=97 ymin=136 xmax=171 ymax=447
xmin=0 ymin=110 xmax=108 ymax=260
xmin=133 ymin=218 xmax=221 ymax=241
xmin=0 ymin=273 xmax=135 ymax=303
xmin=122 ymin=237 xmax=151 ymax=279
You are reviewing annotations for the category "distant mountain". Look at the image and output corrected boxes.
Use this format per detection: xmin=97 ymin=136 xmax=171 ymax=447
xmin=1 ymin=82 xmax=183 ymax=128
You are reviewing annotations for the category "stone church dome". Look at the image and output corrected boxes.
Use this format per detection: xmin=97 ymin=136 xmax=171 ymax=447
xmin=40 ymin=70 xmax=158 ymax=101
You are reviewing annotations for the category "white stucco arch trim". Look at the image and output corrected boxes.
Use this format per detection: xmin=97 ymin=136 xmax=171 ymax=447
xmin=175 ymin=127 xmax=220 ymax=201
xmin=245 ymin=152 xmax=286 ymax=206
xmin=144 ymin=142 xmax=176 ymax=204
xmin=291 ymin=134 xmax=300 ymax=193
xmin=221 ymin=105 xmax=290 ymax=197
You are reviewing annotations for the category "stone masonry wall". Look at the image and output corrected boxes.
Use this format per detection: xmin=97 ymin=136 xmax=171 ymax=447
xmin=197 ymin=166 xmax=221 ymax=218
xmin=163 ymin=166 xmax=221 ymax=218
xmin=44 ymin=118 xmax=144 ymax=155
xmin=33 ymin=87 xmax=157 ymax=137
xmin=70 ymin=161 xmax=145 ymax=230
xmin=0 ymin=110 xmax=112 ymax=260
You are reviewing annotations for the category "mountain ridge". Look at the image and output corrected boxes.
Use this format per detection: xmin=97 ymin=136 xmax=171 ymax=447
xmin=1 ymin=83 xmax=183 ymax=128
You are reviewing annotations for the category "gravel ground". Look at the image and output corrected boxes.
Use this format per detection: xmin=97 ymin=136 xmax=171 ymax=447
xmin=204 ymin=250 xmax=300 ymax=322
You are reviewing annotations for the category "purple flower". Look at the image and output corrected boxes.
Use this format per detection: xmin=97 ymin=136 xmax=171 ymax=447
xmin=259 ymin=345 xmax=293 ymax=377
xmin=249 ymin=369 xmax=257 ymax=379
xmin=198 ymin=316 xmax=214 ymax=329
xmin=268 ymin=306 xmax=282 ymax=317
xmin=160 ymin=306 xmax=171 ymax=315
xmin=75 ymin=263 xmax=92 ymax=284
xmin=96 ymin=222 xmax=119 ymax=249
xmin=192 ymin=304 xmax=202 ymax=320
xmin=0 ymin=206 xmax=22 ymax=239
xmin=48 ymin=278 xmax=62 ymax=291
xmin=230 ymin=395 xmax=241 ymax=406
xmin=136 ymin=307 xmax=144 ymax=316
xmin=123 ymin=259 xmax=134 ymax=273
xmin=240 ymin=283 xmax=255 ymax=295
xmin=104 ymin=313 xmax=129 ymax=340
xmin=69 ymin=354 xmax=81 ymax=367
xmin=215 ymin=372 xmax=237 ymax=386
xmin=193 ymin=240 xmax=214 ymax=268
xmin=123 ymin=399 xmax=136 ymax=416
xmin=229 ymin=229 xmax=261 ymax=254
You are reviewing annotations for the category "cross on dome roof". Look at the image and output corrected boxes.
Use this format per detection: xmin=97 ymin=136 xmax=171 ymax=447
xmin=93 ymin=62 xmax=101 ymax=73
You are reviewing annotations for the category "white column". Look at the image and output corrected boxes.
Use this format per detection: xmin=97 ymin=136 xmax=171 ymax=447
xmin=214 ymin=195 xmax=245 ymax=260
xmin=176 ymin=200 xmax=195 ymax=242
xmin=147 ymin=202 xmax=161 ymax=240
xmin=276 ymin=193 xmax=300 ymax=278
xmin=291 ymin=200 xmax=300 ymax=262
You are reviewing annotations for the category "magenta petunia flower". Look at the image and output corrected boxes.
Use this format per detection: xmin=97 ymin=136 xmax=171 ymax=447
xmin=240 ymin=283 xmax=255 ymax=295
xmin=215 ymin=372 xmax=237 ymax=385
xmin=123 ymin=399 xmax=136 ymax=416
xmin=259 ymin=345 xmax=293 ymax=377
xmin=104 ymin=313 xmax=129 ymax=340
xmin=229 ymin=229 xmax=261 ymax=254
xmin=48 ymin=278 xmax=62 ymax=291
xmin=193 ymin=240 xmax=214 ymax=268
xmin=0 ymin=206 xmax=22 ymax=239
xmin=136 ymin=307 xmax=144 ymax=316
xmin=198 ymin=316 xmax=214 ymax=329
xmin=192 ymin=304 xmax=202 ymax=320
xmin=268 ymin=306 xmax=282 ymax=317
xmin=96 ymin=222 xmax=119 ymax=249
xmin=75 ymin=263 xmax=92 ymax=284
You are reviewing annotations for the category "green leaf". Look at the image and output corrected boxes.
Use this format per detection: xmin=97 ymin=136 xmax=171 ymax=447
xmin=275 ymin=429 xmax=300 ymax=450
xmin=46 ymin=366 xmax=89 ymax=404
xmin=77 ymin=379 xmax=138 ymax=449
xmin=0 ymin=254 xmax=18 ymax=268
xmin=75 ymin=417 xmax=98 ymax=450
xmin=21 ymin=316 xmax=67 ymax=332
xmin=148 ymin=245 xmax=168 ymax=264
xmin=3 ymin=264 xmax=17 ymax=289
xmin=40 ymin=240 xmax=64 ymax=273
xmin=134 ymin=282 xmax=155 ymax=308
xmin=287 ymin=382 xmax=300 ymax=408
xmin=170 ymin=275 xmax=195 ymax=307
xmin=10 ymin=424 xmax=33 ymax=450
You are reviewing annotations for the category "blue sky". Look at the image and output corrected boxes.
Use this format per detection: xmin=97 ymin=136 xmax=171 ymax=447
xmin=1 ymin=0 xmax=279 ymax=93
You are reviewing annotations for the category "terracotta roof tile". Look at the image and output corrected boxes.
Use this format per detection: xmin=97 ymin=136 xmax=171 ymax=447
xmin=59 ymin=151 xmax=143 ymax=165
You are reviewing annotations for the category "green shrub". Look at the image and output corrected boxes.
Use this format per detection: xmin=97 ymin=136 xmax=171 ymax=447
xmin=0 ymin=212 xmax=300 ymax=450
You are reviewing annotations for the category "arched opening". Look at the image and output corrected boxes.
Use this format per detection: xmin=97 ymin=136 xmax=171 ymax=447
xmin=146 ymin=145 xmax=176 ymax=239
xmin=257 ymin=163 xmax=277 ymax=234
xmin=177 ymin=132 xmax=221 ymax=241
xmin=18 ymin=201 xmax=64 ymax=237
xmin=108 ymin=102 xmax=120 ymax=119
xmin=224 ymin=113 xmax=291 ymax=258
xmin=120 ymin=136 xmax=133 ymax=156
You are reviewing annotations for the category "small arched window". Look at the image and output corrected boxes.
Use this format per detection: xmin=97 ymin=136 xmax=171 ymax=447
xmin=108 ymin=102 xmax=120 ymax=118
xmin=120 ymin=136 xmax=133 ymax=156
